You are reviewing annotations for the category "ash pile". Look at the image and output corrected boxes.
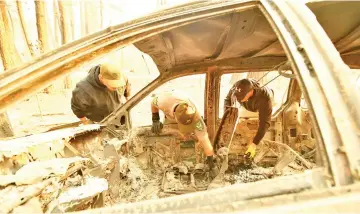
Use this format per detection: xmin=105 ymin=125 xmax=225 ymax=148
xmin=0 ymin=125 xmax=125 ymax=213
xmin=0 ymin=157 xmax=107 ymax=213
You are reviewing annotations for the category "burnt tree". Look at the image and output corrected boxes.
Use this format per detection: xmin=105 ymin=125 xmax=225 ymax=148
xmin=53 ymin=0 xmax=62 ymax=48
xmin=57 ymin=0 xmax=73 ymax=88
xmin=35 ymin=0 xmax=56 ymax=92
xmin=16 ymin=0 xmax=35 ymax=57
xmin=35 ymin=0 xmax=53 ymax=53
xmin=84 ymin=1 xmax=101 ymax=34
xmin=0 ymin=2 xmax=22 ymax=138
xmin=80 ymin=0 xmax=86 ymax=36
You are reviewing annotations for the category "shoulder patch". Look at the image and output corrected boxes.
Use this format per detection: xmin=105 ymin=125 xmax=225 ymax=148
xmin=195 ymin=120 xmax=204 ymax=131
xmin=116 ymin=86 xmax=125 ymax=95
xmin=152 ymin=96 xmax=159 ymax=107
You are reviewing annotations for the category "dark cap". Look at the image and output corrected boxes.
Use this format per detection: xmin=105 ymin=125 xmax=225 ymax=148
xmin=231 ymin=78 xmax=254 ymax=101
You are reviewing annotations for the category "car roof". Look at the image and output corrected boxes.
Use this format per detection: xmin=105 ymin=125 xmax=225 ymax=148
xmin=134 ymin=1 xmax=360 ymax=73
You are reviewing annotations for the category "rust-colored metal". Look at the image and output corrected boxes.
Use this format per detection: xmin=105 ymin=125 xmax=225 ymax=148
xmin=260 ymin=0 xmax=360 ymax=186
xmin=77 ymin=170 xmax=321 ymax=213
xmin=205 ymin=67 xmax=217 ymax=142
xmin=341 ymin=55 xmax=360 ymax=69
xmin=0 ymin=2 xmax=258 ymax=114
xmin=170 ymin=56 xmax=287 ymax=74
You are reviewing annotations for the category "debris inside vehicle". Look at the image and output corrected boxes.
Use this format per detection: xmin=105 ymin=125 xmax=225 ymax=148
xmin=0 ymin=110 xmax=315 ymax=213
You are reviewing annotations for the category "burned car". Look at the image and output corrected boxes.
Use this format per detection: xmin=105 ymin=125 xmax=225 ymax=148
xmin=0 ymin=0 xmax=360 ymax=213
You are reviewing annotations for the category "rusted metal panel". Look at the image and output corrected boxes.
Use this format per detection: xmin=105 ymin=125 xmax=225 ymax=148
xmin=0 ymin=124 xmax=101 ymax=176
xmin=0 ymin=1 xmax=258 ymax=114
xmin=0 ymin=178 xmax=54 ymax=213
xmin=135 ymin=1 xmax=360 ymax=77
xmin=172 ymin=181 xmax=360 ymax=213
xmin=170 ymin=56 xmax=287 ymax=74
xmin=75 ymin=169 xmax=323 ymax=214
xmin=205 ymin=67 xmax=217 ymax=142
xmin=342 ymin=55 xmax=360 ymax=69
xmin=55 ymin=177 xmax=108 ymax=212
xmin=259 ymin=0 xmax=360 ymax=186
xmin=0 ymin=0 xmax=359 ymax=212
xmin=0 ymin=157 xmax=89 ymax=186
xmin=103 ymin=144 xmax=120 ymax=198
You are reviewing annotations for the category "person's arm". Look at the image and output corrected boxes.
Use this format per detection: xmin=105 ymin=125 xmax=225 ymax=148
xmin=224 ymin=85 xmax=236 ymax=111
xmin=253 ymin=99 xmax=272 ymax=144
xmin=194 ymin=120 xmax=214 ymax=157
xmin=151 ymin=95 xmax=160 ymax=114
xmin=151 ymin=95 xmax=162 ymax=133
xmin=124 ymin=76 xmax=131 ymax=101
xmin=193 ymin=119 xmax=217 ymax=176
xmin=71 ymin=87 xmax=92 ymax=123
xmin=245 ymin=99 xmax=272 ymax=158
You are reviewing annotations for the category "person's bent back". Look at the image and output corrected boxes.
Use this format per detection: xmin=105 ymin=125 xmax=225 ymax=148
xmin=71 ymin=62 xmax=131 ymax=123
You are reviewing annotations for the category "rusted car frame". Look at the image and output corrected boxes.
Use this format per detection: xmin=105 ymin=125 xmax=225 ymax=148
xmin=101 ymin=0 xmax=360 ymax=187
xmin=0 ymin=1 xmax=256 ymax=113
xmin=0 ymin=0 xmax=359 ymax=213
xmin=98 ymin=0 xmax=359 ymax=212
xmin=260 ymin=0 xmax=360 ymax=186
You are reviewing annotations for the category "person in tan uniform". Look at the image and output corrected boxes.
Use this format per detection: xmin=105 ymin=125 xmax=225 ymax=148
xmin=150 ymin=92 xmax=218 ymax=176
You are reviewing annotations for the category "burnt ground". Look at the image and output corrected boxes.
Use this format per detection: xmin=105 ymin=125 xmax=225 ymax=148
xmin=102 ymin=153 xmax=304 ymax=205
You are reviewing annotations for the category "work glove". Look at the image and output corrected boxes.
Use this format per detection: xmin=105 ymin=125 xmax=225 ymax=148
xmin=151 ymin=121 xmax=163 ymax=134
xmin=206 ymin=156 xmax=219 ymax=179
xmin=210 ymin=167 xmax=219 ymax=179
xmin=151 ymin=112 xmax=163 ymax=134
xmin=245 ymin=143 xmax=257 ymax=159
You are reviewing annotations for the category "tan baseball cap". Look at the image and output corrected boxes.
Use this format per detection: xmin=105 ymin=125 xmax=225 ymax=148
xmin=174 ymin=102 xmax=204 ymax=133
xmin=100 ymin=62 xmax=126 ymax=88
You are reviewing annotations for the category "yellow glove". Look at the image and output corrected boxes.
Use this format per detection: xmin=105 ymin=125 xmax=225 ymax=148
xmin=245 ymin=143 xmax=257 ymax=159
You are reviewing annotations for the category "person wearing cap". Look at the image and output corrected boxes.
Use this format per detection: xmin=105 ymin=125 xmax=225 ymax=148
xmin=71 ymin=62 xmax=131 ymax=123
xmin=150 ymin=92 xmax=218 ymax=177
xmin=224 ymin=78 xmax=273 ymax=159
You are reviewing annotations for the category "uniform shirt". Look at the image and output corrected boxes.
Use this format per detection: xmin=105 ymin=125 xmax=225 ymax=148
xmin=151 ymin=92 xmax=210 ymax=148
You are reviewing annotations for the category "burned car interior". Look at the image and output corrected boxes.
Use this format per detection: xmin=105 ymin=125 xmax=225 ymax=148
xmin=0 ymin=0 xmax=360 ymax=213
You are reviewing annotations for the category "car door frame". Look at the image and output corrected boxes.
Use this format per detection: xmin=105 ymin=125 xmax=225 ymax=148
xmin=259 ymin=0 xmax=360 ymax=186
xmin=100 ymin=0 xmax=360 ymax=187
